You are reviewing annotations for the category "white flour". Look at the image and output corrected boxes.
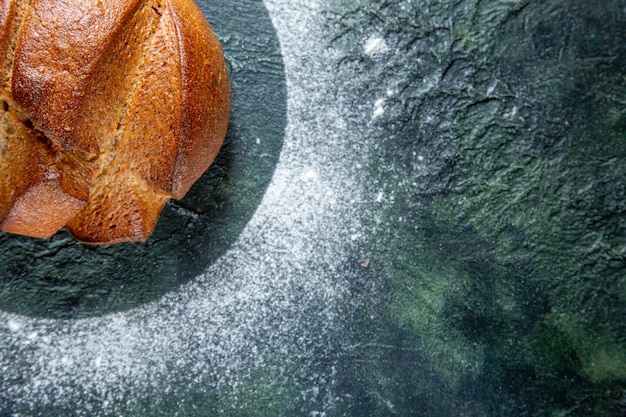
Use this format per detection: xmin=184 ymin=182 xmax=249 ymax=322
xmin=0 ymin=0 xmax=374 ymax=414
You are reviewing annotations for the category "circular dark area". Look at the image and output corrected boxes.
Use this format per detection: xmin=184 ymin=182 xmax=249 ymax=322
xmin=0 ymin=0 xmax=286 ymax=319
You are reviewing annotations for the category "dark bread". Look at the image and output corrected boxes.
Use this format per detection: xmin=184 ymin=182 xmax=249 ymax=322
xmin=0 ymin=0 xmax=230 ymax=244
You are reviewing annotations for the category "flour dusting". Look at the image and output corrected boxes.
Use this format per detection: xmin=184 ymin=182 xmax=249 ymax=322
xmin=0 ymin=1 xmax=370 ymax=414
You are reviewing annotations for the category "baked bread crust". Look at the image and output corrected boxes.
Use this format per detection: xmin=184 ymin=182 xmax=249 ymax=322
xmin=0 ymin=0 xmax=230 ymax=244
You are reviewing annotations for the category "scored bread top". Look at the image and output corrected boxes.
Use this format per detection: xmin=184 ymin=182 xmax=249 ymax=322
xmin=0 ymin=0 xmax=230 ymax=244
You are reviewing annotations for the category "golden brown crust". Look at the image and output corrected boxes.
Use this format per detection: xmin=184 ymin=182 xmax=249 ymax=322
xmin=0 ymin=0 xmax=230 ymax=244
xmin=0 ymin=0 xmax=28 ymax=91
xmin=169 ymin=0 xmax=230 ymax=198
xmin=0 ymin=0 xmax=16 ymax=87
xmin=12 ymin=0 xmax=146 ymax=153
xmin=0 ymin=108 xmax=87 ymax=238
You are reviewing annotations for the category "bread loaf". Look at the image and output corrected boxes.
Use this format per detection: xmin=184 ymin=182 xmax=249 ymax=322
xmin=0 ymin=0 xmax=230 ymax=244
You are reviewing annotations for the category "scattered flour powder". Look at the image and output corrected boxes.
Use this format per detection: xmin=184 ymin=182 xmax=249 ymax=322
xmin=0 ymin=0 xmax=381 ymax=414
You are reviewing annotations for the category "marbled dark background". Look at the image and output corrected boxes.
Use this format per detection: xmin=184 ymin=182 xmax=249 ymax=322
xmin=0 ymin=0 xmax=625 ymax=416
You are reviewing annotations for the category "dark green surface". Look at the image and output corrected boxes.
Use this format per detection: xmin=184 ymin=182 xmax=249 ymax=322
xmin=0 ymin=0 xmax=286 ymax=319
xmin=331 ymin=0 xmax=626 ymax=415
xmin=0 ymin=0 xmax=625 ymax=416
